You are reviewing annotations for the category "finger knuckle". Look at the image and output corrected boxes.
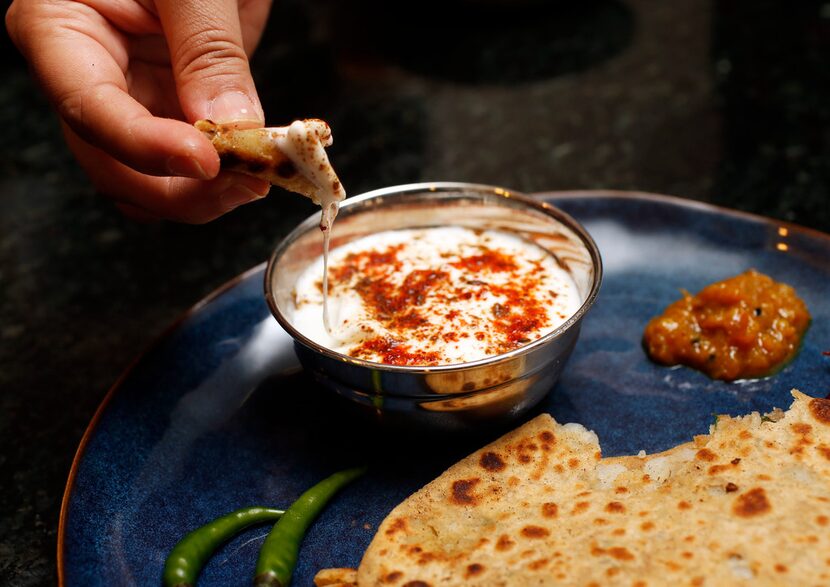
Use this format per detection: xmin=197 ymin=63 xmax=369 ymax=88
xmin=55 ymin=83 xmax=115 ymax=140
xmin=56 ymin=87 xmax=85 ymax=127
xmin=6 ymin=0 xmax=39 ymax=49
xmin=5 ymin=2 xmax=19 ymax=41
xmin=172 ymin=28 xmax=249 ymax=83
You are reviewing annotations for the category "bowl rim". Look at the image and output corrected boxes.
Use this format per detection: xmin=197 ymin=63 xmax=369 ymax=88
xmin=264 ymin=181 xmax=603 ymax=374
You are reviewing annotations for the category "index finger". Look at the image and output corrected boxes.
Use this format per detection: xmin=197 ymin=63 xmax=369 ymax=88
xmin=9 ymin=1 xmax=219 ymax=179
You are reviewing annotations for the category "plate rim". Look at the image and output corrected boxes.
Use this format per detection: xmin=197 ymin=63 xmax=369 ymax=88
xmin=56 ymin=262 xmax=266 ymax=587
xmin=56 ymin=190 xmax=830 ymax=585
xmin=531 ymin=189 xmax=830 ymax=243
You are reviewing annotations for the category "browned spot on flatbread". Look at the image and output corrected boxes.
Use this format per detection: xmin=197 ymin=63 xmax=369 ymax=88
xmin=810 ymin=398 xmax=830 ymax=424
xmin=518 ymin=454 xmax=532 ymax=464
xmin=696 ymin=448 xmax=717 ymax=461
xmin=677 ymin=501 xmax=692 ymax=510
xmin=606 ymin=501 xmax=626 ymax=513
xmin=402 ymin=582 xmax=430 ymax=587
xmin=528 ymin=558 xmax=548 ymax=570
xmin=276 ymin=160 xmax=297 ymax=178
xmin=541 ymin=502 xmax=558 ymax=518
xmin=725 ymin=482 xmax=739 ymax=493
xmin=385 ymin=518 xmax=408 ymax=537
xmin=382 ymin=571 xmax=403 ymax=583
xmin=817 ymin=515 xmax=829 ymax=526
xmin=518 ymin=439 xmax=538 ymax=452
xmin=572 ymin=501 xmax=590 ymax=514
xmin=449 ymin=478 xmax=482 ymax=506
xmin=539 ymin=430 xmax=555 ymax=444
xmin=568 ymin=457 xmax=580 ymax=469
xmin=641 ymin=521 xmax=655 ymax=531
xmin=615 ymin=486 xmax=629 ymax=494
xmin=612 ymin=528 xmax=626 ymax=536
xmin=465 ymin=563 xmax=484 ymax=578
xmin=479 ymin=451 xmax=506 ymax=472
xmin=733 ymin=487 xmax=771 ymax=517
xmin=521 ymin=525 xmax=550 ymax=538
xmin=592 ymin=545 xmax=635 ymax=561
xmin=792 ymin=422 xmax=813 ymax=434
xmin=495 ymin=534 xmax=515 ymax=551
xmin=817 ymin=445 xmax=830 ymax=461
xmin=593 ymin=518 xmax=608 ymax=525
xmin=775 ymin=564 xmax=788 ymax=573
xmin=217 ymin=147 xmax=269 ymax=174
xmin=218 ymin=151 xmax=243 ymax=168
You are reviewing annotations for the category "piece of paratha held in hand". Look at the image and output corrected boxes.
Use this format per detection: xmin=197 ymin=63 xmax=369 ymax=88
xmin=195 ymin=118 xmax=346 ymax=230
xmin=336 ymin=389 xmax=830 ymax=586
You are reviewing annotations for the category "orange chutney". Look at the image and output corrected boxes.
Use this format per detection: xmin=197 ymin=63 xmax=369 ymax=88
xmin=643 ymin=270 xmax=810 ymax=381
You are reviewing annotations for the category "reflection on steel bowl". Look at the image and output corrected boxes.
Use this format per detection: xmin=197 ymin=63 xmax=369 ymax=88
xmin=265 ymin=182 xmax=602 ymax=432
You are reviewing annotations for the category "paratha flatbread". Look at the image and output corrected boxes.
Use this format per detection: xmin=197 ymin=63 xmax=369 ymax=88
xmin=196 ymin=118 xmax=345 ymax=228
xmin=319 ymin=390 xmax=830 ymax=586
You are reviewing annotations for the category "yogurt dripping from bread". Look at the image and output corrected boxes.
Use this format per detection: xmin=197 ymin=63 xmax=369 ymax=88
xmin=272 ymin=120 xmax=345 ymax=332
xmin=196 ymin=118 xmax=346 ymax=331
xmin=273 ymin=120 xmax=345 ymax=232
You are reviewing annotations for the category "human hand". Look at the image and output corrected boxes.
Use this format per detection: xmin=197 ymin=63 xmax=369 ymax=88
xmin=6 ymin=0 xmax=273 ymax=223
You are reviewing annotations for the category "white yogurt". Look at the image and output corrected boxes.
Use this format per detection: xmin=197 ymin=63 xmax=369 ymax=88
xmin=274 ymin=119 xmax=346 ymax=331
xmin=290 ymin=226 xmax=581 ymax=366
xmin=274 ymin=119 xmax=345 ymax=231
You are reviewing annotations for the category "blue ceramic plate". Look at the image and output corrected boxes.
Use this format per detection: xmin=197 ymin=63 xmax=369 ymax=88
xmin=59 ymin=192 xmax=830 ymax=586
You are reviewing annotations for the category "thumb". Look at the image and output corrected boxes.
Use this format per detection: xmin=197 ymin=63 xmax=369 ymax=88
xmin=157 ymin=0 xmax=265 ymax=126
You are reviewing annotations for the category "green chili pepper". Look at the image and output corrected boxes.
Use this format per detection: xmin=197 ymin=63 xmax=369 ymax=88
xmin=163 ymin=506 xmax=284 ymax=587
xmin=254 ymin=466 xmax=367 ymax=587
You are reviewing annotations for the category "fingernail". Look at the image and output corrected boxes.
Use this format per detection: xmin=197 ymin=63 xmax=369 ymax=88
xmin=208 ymin=91 xmax=263 ymax=125
xmin=167 ymin=156 xmax=209 ymax=179
xmin=220 ymin=184 xmax=265 ymax=210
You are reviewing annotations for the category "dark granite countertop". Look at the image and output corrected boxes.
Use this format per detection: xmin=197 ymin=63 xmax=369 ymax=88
xmin=2 ymin=0 xmax=829 ymax=584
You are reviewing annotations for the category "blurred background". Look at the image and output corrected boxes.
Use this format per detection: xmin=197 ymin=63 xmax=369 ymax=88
xmin=1 ymin=0 xmax=829 ymax=583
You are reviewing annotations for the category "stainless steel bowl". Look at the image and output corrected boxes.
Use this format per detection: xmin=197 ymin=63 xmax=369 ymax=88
xmin=265 ymin=182 xmax=602 ymax=432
